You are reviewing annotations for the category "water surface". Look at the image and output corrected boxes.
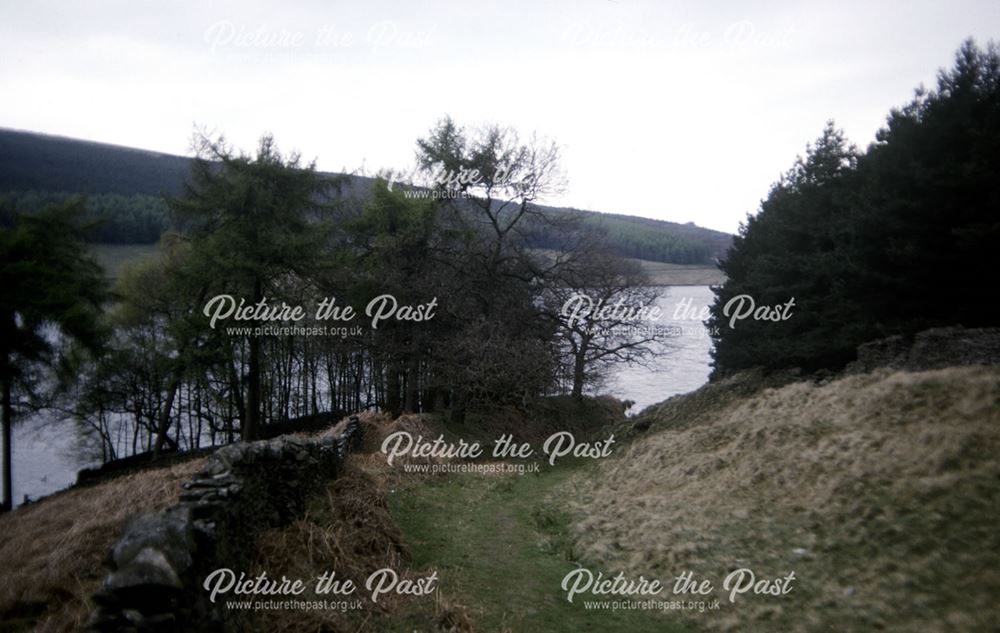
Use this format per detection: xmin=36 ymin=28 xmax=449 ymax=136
xmin=6 ymin=286 xmax=716 ymax=507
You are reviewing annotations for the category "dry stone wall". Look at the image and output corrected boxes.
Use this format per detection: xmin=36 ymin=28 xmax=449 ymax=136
xmin=81 ymin=416 xmax=363 ymax=633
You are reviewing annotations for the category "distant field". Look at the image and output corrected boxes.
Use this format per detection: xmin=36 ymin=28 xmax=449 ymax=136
xmin=634 ymin=259 xmax=726 ymax=286
xmin=88 ymin=242 xmax=725 ymax=287
xmin=89 ymin=243 xmax=157 ymax=280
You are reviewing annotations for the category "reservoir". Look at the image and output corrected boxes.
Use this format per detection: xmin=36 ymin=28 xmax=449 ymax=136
xmin=7 ymin=285 xmax=715 ymax=507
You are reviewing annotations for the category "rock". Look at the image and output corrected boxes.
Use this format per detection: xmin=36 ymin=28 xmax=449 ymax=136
xmin=848 ymin=326 xmax=1000 ymax=373
xmin=182 ymin=475 xmax=238 ymax=490
xmin=185 ymin=498 xmax=224 ymax=520
xmin=85 ymin=413 xmax=368 ymax=631
xmin=852 ymin=335 xmax=908 ymax=372
xmin=105 ymin=547 xmax=183 ymax=591
xmin=213 ymin=443 xmax=248 ymax=467
xmin=111 ymin=512 xmax=193 ymax=573
xmin=192 ymin=519 xmax=217 ymax=540
xmin=179 ymin=489 xmax=220 ymax=503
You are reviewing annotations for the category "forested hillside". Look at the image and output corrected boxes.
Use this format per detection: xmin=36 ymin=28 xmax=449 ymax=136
xmin=0 ymin=129 xmax=190 ymax=195
xmin=0 ymin=190 xmax=167 ymax=243
xmin=0 ymin=129 xmax=731 ymax=263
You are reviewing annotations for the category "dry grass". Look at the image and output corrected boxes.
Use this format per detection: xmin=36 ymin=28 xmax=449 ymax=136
xmin=363 ymin=412 xmax=434 ymax=449
xmin=564 ymin=366 xmax=1000 ymax=632
xmin=0 ymin=457 xmax=205 ymax=632
xmin=0 ymin=410 xmax=487 ymax=633
xmin=246 ymin=411 xmax=500 ymax=633
xmin=633 ymin=260 xmax=726 ymax=286
xmin=310 ymin=410 xmax=390 ymax=444
xmin=239 ymin=459 xmax=416 ymax=633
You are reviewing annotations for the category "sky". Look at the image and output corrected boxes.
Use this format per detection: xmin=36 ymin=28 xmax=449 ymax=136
xmin=1 ymin=1 xmax=998 ymax=233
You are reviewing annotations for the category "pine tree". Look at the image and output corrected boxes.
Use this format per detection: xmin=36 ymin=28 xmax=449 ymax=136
xmin=709 ymin=40 xmax=1000 ymax=377
xmin=709 ymin=123 xmax=860 ymax=375
xmin=167 ymin=134 xmax=339 ymax=440
xmin=0 ymin=199 xmax=108 ymax=512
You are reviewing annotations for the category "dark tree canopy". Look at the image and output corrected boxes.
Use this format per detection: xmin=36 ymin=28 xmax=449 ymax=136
xmin=0 ymin=199 xmax=108 ymax=511
xmin=709 ymin=40 xmax=1000 ymax=377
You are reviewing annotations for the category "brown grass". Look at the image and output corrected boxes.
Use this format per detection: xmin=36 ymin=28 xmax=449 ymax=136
xmin=564 ymin=366 xmax=1000 ymax=632
xmin=245 ymin=412 xmax=486 ymax=633
xmin=239 ymin=459 xmax=414 ymax=633
xmin=0 ymin=457 xmax=205 ymax=632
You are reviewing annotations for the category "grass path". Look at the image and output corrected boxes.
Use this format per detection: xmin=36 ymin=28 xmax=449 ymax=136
xmin=388 ymin=464 xmax=689 ymax=633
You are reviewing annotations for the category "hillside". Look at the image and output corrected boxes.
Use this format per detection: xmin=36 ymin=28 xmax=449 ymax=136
xmin=5 ymin=364 xmax=996 ymax=631
xmin=564 ymin=366 xmax=1000 ymax=632
xmin=0 ymin=128 xmax=731 ymax=265
xmin=0 ymin=129 xmax=191 ymax=196
xmin=0 ymin=457 xmax=205 ymax=631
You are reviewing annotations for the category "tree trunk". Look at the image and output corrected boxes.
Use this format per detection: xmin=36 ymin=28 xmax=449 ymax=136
xmin=386 ymin=362 xmax=401 ymax=418
xmin=228 ymin=358 xmax=246 ymax=425
xmin=451 ymin=385 xmax=467 ymax=425
xmin=153 ymin=373 xmax=181 ymax=457
xmin=571 ymin=350 xmax=587 ymax=401
xmin=246 ymin=335 xmax=260 ymax=441
xmin=1 ymin=377 xmax=12 ymax=513
xmin=404 ymin=357 xmax=420 ymax=413
xmin=245 ymin=278 xmax=263 ymax=441
xmin=432 ymin=387 xmax=448 ymax=413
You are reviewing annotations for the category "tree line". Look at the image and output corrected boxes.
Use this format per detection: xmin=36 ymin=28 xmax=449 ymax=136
xmin=524 ymin=210 xmax=731 ymax=264
xmin=0 ymin=129 xmax=732 ymax=264
xmin=1 ymin=118 xmax=668 ymax=511
xmin=0 ymin=186 xmax=730 ymax=264
xmin=1 ymin=190 xmax=168 ymax=243
xmin=709 ymin=40 xmax=1000 ymax=377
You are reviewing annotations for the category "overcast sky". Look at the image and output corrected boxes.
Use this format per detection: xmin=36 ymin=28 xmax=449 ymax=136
xmin=1 ymin=1 xmax=997 ymax=233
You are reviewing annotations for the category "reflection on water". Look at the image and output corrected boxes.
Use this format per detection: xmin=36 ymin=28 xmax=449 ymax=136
xmin=605 ymin=286 xmax=715 ymax=414
xmin=6 ymin=286 xmax=715 ymax=507
xmin=8 ymin=412 xmax=100 ymax=508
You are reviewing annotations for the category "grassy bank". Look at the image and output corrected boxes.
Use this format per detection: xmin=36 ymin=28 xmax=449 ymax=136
xmin=233 ymin=401 xmax=673 ymax=632
xmin=366 ymin=402 xmax=684 ymax=631
xmin=389 ymin=463 xmax=687 ymax=632
xmin=634 ymin=259 xmax=725 ymax=286
xmin=0 ymin=457 xmax=205 ymax=632
xmin=9 ymin=368 xmax=994 ymax=632
xmin=565 ymin=366 xmax=1000 ymax=632
xmin=88 ymin=242 xmax=157 ymax=280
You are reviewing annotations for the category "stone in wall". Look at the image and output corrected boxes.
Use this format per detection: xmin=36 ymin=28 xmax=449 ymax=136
xmin=849 ymin=326 xmax=1000 ymax=373
xmin=81 ymin=415 xmax=362 ymax=633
